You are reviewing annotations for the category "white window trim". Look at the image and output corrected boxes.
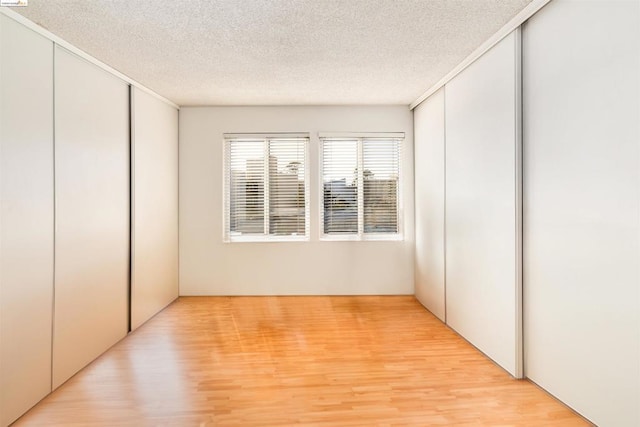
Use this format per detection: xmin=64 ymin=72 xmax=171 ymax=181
xmin=318 ymin=133 xmax=404 ymax=242
xmin=223 ymin=134 xmax=310 ymax=243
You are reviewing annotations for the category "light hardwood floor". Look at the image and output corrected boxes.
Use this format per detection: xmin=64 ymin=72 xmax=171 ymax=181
xmin=15 ymin=296 xmax=590 ymax=426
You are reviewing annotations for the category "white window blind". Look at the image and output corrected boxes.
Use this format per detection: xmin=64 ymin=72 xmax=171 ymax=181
xmin=322 ymin=138 xmax=359 ymax=234
xmin=224 ymin=135 xmax=309 ymax=242
xmin=321 ymin=135 xmax=402 ymax=239
xmin=362 ymin=138 xmax=400 ymax=233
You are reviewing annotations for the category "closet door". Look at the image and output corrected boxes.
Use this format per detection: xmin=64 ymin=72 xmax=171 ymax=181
xmin=0 ymin=15 xmax=54 ymax=426
xmin=444 ymin=30 xmax=522 ymax=377
xmin=53 ymin=46 xmax=129 ymax=388
xmin=131 ymin=88 xmax=179 ymax=330
xmin=523 ymin=0 xmax=639 ymax=425
xmin=413 ymin=87 xmax=446 ymax=321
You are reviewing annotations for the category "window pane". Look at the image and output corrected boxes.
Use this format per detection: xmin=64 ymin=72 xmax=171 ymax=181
xmin=362 ymin=138 xmax=399 ymax=233
xmin=228 ymin=140 xmax=264 ymax=236
xmin=268 ymin=139 xmax=307 ymax=236
xmin=322 ymin=139 xmax=358 ymax=234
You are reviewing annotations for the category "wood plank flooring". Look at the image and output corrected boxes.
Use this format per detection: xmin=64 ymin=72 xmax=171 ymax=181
xmin=14 ymin=296 xmax=590 ymax=426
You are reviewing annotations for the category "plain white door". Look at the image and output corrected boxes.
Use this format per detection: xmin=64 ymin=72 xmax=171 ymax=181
xmin=413 ymin=87 xmax=446 ymax=321
xmin=523 ymin=0 xmax=639 ymax=425
xmin=53 ymin=46 xmax=130 ymax=389
xmin=444 ymin=30 xmax=522 ymax=377
xmin=131 ymin=88 xmax=179 ymax=330
xmin=0 ymin=14 xmax=54 ymax=426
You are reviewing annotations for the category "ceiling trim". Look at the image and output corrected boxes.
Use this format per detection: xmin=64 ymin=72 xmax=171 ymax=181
xmin=0 ymin=7 xmax=179 ymax=109
xmin=409 ymin=0 xmax=553 ymax=110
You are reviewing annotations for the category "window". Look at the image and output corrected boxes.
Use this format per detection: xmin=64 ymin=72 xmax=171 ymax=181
xmin=224 ymin=134 xmax=309 ymax=242
xmin=320 ymin=133 xmax=402 ymax=239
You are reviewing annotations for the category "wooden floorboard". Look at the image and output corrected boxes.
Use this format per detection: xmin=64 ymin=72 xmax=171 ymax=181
xmin=14 ymin=296 xmax=590 ymax=426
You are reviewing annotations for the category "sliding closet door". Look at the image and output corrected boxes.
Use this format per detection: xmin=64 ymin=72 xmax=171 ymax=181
xmin=444 ymin=30 xmax=522 ymax=377
xmin=131 ymin=88 xmax=178 ymax=330
xmin=0 ymin=15 xmax=54 ymax=426
xmin=53 ymin=46 xmax=129 ymax=388
xmin=414 ymin=87 xmax=446 ymax=321
xmin=523 ymin=0 xmax=639 ymax=425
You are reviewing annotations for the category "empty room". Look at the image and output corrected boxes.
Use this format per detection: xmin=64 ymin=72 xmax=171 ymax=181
xmin=0 ymin=0 xmax=638 ymax=425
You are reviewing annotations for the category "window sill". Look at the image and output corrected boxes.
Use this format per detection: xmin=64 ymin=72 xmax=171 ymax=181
xmin=224 ymin=235 xmax=309 ymax=243
xmin=319 ymin=234 xmax=403 ymax=242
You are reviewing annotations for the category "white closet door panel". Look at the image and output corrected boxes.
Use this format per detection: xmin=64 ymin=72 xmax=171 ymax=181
xmin=445 ymin=30 xmax=520 ymax=376
xmin=131 ymin=88 xmax=178 ymax=330
xmin=414 ymin=87 xmax=446 ymax=321
xmin=0 ymin=15 xmax=54 ymax=426
xmin=53 ymin=46 xmax=129 ymax=389
xmin=523 ymin=1 xmax=639 ymax=425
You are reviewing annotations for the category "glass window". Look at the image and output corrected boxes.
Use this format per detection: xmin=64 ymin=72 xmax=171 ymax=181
xmin=224 ymin=136 xmax=309 ymax=242
xmin=321 ymin=135 xmax=402 ymax=240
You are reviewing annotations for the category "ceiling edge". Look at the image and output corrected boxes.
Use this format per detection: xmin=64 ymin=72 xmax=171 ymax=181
xmin=0 ymin=7 xmax=179 ymax=110
xmin=409 ymin=0 xmax=553 ymax=110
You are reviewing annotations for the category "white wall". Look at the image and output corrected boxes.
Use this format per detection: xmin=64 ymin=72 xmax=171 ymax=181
xmin=180 ymin=106 xmax=414 ymax=295
xmin=413 ymin=88 xmax=446 ymax=321
xmin=444 ymin=30 xmax=522 ymax=377
xmin=0 ymin=15 xmax=54 ymax=426
xmin=53 ymin=46 xmax=130 ymax=389
xmin=131 ymin=88 xmax=179 ymax=330
xmin=523 ymin=1 xmax=639 ymax=425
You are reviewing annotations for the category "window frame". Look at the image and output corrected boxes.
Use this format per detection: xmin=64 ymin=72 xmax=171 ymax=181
xmin=223 ymin=133 xmax=310 ymax=243
xmin=318 ymin=132 xmax=404 ymax=241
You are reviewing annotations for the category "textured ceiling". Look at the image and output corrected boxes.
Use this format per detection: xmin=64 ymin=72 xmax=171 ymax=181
xmin=14 ymin=0 xmax=531 ymax=106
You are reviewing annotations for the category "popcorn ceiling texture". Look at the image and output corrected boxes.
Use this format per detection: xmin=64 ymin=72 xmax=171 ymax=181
xmin=14 ymin=0 xmax=531 ymax=106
